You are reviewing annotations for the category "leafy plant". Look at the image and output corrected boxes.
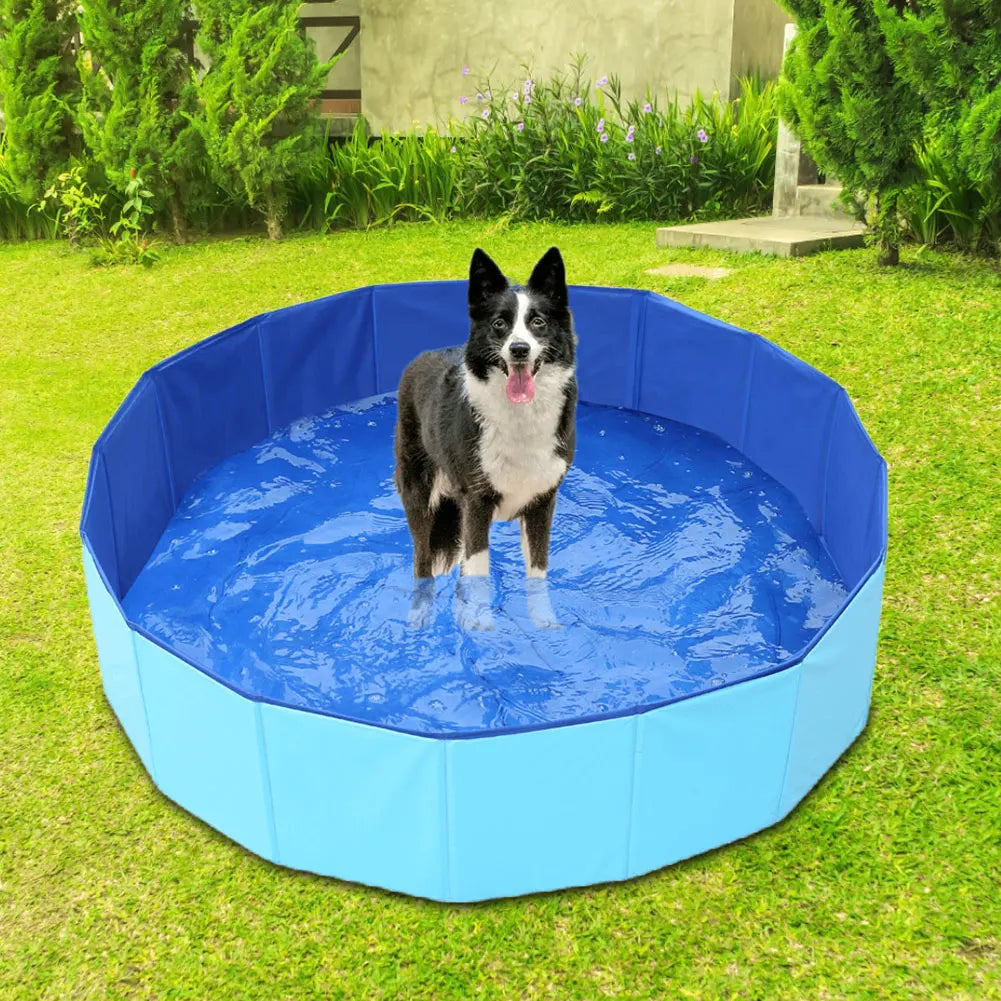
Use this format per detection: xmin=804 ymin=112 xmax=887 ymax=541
xmin=324 ymin=120 xmax=460 ymax=229
xmin=452 ymin=60 xmax=776 ymax=224
xmin=37 ymin=164 xmax=107 ymax=245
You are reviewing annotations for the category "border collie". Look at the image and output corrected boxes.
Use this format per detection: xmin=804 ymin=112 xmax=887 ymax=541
xmin=394 ymin=247 xmax=577 ymax=624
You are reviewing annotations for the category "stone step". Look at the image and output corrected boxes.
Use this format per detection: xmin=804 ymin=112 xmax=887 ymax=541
xmin=655 ymin=215 xmax=866 ymax=258
xmin=797 ymin=184 xmax=855 ymax=222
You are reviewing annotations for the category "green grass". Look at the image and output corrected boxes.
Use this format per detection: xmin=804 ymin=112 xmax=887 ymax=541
xmin=1 ymin=223 xmax=999 ymax=1000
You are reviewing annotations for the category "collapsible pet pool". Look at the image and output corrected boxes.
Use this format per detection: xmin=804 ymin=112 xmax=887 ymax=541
xmin=81 ymin=281 xmax=887 ymax=902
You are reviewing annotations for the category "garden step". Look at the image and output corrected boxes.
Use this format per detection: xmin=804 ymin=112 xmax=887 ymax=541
xmin=797 ymin=183 xmax=855 ymax=221
xmin=655 ymin=215 xmax=866 ymax=258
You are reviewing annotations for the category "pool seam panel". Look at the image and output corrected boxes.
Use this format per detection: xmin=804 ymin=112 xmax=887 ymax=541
xmin=442 ymin=740 xmax=453 ymax=900
xmin=150 ymin=375 xmax=179 ymax=513
xmin=775 ymin=660 xmax=804 ymax=823
xmin=369 ymin=287 xmax=381 ymax=394
xmin=817 ymin=390 xmax=842 ymax=543
xmin=624 ymin=714 xmax=640 ymax=879
xmin=630 ymin=293 xmax=647 ymax=410
xmin=254 ymin=702 xmax=281 ymax=864
xmin=738 ymin=340 xmax=757 ymax=452
xmin=129 ymin=627 xmax=159 ymax=787
xmin=255 ymin=323 xmax=275 ymax=436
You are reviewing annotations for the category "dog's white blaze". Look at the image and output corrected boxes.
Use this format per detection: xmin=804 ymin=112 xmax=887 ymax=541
xmin=462 ymin=549 xmax=489 ymax=577
xmin=463 ymin=361 xmax=572 ymax=522
xmin=502 ymin=291 xmax=542 ymax=366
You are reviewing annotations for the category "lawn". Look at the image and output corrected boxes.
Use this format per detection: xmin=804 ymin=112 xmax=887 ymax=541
xmin=1 ymin=222 xmax=999 ymax=1000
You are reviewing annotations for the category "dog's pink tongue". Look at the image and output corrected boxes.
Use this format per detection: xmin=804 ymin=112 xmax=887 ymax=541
xmin=506 ymin=365 xmax=536 ymax=404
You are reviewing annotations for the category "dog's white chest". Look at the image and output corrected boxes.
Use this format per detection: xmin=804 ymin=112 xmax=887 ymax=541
xmin=465 ymin=366 xmax=571 ymax=521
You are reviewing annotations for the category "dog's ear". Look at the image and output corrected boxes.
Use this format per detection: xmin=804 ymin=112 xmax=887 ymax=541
xmin=527 ymin=247 xmax=567 ymax=307
xmin=469 ymin=248 xmax=508 ymax=309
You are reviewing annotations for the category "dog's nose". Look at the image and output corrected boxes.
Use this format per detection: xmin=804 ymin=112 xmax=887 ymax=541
xmin=509 ymin=341 xmax=531 ymax=362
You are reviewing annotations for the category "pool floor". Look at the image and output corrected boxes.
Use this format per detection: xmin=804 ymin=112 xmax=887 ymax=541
xmin=123 ymin=395 xmax=848 ymax=735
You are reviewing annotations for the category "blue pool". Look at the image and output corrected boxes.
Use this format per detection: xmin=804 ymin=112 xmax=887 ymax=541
xmin=123 ymin=395 xmax=847 ymax=735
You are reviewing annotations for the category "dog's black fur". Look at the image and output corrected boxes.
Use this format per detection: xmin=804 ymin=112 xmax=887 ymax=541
xmin=394 ymin=247 xmax=577 ymax=581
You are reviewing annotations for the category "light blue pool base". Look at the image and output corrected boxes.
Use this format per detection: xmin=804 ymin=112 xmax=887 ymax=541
xmin=80 ymin=282 xmax=888 ymax=902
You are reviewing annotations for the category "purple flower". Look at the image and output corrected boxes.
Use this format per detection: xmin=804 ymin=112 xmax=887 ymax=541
xmin=523 ymin=79 xmax=534 ymax=95
xmin=597 ymin=117 xmax=605 ymax=133
xmin=462 ymin=65 xmax=470 ymax=77
xmin=697 ymin=128 xmax=708 ymax=143
xmin=655 ymin=145 xmax=662 ymax=155
xmin=643 ymin=102 xmax=652 ymax=113
xmin=625 ymin=132 xmax=634 ymax=143
xmin=690 ymin=154 xmax=699 ymax=165
xmin=523 ymin=94 xmax=532 ymax=104
xmin=600 ymin=132 xmax=609 ymax=143
xmin=627 ymin=152 xmax=636 ymax=160
xmin=512 ymin=92 xmax=519 ymax=102
xmin=459 ymin=95 xmax=468 ymax=105
xmin=574 ymin=96 xmax=582 ymax=106
xmin=516 ymin=121 xmax=525 ymax=131
xmin=595 ymin=75 xmax=608 ymax=88
xmin=482 ymin=108 xmax=490 ymax=119
xmin=627 ymin=123 xmax=635 ymax=133
xmin=476 ymin=92 xmax=484 ymax=101
xmin=450 ymin=145 xmax=457 ymax=153
xmin=485 ymin=90 xmax=492 ymax=99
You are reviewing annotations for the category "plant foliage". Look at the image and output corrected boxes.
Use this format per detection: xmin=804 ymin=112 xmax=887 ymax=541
xmin=0 ymin=0 xmax=81 ymax=204
xmin=778 ymin=0 xmax=925 ymax=264
xmin=76 ymin=0 xmax=200 ymax=237
xmin=194 ymin=0 xmax=333 ymax=239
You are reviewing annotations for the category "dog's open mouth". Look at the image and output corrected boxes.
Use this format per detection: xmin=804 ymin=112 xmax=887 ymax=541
xmin=505 ymin=362 xmax=538 ymax=404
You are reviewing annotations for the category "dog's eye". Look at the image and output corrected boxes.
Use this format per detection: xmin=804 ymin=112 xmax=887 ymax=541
xmin=492 ymin=318 xmax=507 ymax=331
xmin=531 ymin=316 xmax=547 ymax=330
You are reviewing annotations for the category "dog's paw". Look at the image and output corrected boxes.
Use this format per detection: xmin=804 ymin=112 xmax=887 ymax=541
xmin=407 ymin=579 xmax=435 ymax=629
xmin=455 ymin=577 xmax=495 ymax=632
xmin=526 ymin=578 xmax=561 ymax=630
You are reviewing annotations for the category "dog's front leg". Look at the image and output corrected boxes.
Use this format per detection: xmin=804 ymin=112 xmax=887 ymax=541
xmin=455 ymin=495 xmax=494 ymax=630
xmin=521 ymin=490 xmax=560 ymax=629
xmin=460 ymin=495 xmax=493 ymax=577
xmin=520 ymin=489 xmax=557 ymax=578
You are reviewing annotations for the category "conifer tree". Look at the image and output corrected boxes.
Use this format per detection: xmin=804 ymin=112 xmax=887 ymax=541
xmin=778 ymin=0 xmax=925 ymax=264
xmin=194 ymin=0 xmax=331 ymax=239
xmin=77 ymin=0 xmax=200 ymax=237
xmin=877 ymin=0 xmax=1001 ymax=251
xmin=0 ymin=0 xmax=80 ymax=203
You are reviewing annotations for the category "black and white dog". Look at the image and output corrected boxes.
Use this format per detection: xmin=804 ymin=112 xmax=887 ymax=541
xmin=394 ymin=247 xmax=576 ymax=622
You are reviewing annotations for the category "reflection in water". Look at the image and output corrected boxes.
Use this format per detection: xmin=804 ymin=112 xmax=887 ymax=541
xmin=124 ymin=395 xmax=848 ymax=735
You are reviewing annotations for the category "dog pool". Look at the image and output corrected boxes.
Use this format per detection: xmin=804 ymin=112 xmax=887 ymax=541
xmin=81 ymin=280 xmax=887 ymax=901
xmin=123 ymin=395 xmax=848 ymax=736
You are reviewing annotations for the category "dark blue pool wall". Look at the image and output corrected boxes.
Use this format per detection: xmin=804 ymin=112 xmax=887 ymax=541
xmin=81 ymin=282 xmax=887 ymax=608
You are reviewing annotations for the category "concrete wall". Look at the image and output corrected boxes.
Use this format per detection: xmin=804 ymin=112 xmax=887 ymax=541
xmin=359 ymin=0 xmax=787 ymax=135
xmin=729 ymin=0 xmax=789 ymax=92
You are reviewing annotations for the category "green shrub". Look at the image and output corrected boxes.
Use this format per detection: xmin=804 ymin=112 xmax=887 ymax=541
xmin=0 ymin=0 xmax=81 ymax=205
xmin=194 ymin=0 xmax=333 ymax=239
xmin=0 ymin=131 xmax=57 ymax=239
xmin=778 ymin=0 xmax=925 ymax=265
xmin=879 ymin=0 xmax=1001 ymax=256
xmin=77 ymin=0 xmax=201 ymax=239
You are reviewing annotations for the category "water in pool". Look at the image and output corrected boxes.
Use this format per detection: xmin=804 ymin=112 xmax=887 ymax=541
xmin=123 ymin=395 xmax=848 ymax=735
